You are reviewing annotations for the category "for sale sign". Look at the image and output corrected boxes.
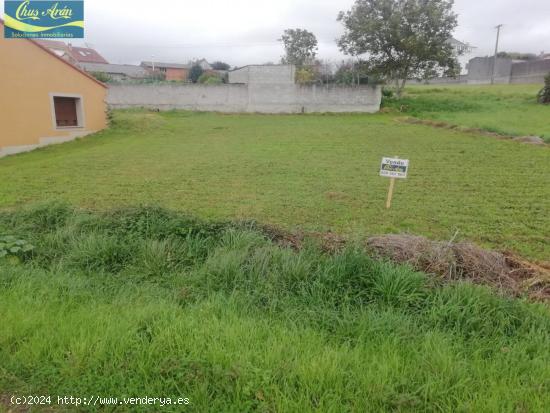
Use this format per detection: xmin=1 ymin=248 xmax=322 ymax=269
xmin=380 ymin=157 xmax=409 ymax=179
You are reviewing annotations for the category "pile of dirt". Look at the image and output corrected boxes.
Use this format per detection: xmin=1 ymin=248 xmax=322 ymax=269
xmin=366 ymin=234 xmax=550 ymax=300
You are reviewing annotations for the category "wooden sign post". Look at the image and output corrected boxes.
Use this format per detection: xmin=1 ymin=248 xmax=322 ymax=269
xmin=386 ymin=177 xmax=396 ymax=209
xmin=380 ymin=156 xmax=409 ymax=209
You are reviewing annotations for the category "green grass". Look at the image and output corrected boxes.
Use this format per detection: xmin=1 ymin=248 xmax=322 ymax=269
xmin=0 ymin=108 xmax=548 ymax=259
xmin=385 ymin=84 xmax=550 ymax=141
xmin=1 ymin=204 xmax=549 ymax=412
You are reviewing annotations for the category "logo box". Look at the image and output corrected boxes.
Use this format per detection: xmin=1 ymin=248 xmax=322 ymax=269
xmin=4 ymin=0 xmax=84 ymax=39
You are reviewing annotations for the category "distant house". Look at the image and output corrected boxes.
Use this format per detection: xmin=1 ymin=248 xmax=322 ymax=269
xmin=195 ymin=59 xmax=213 ymax=71
xmin=35 ymin=40 xmax=109 ymax=64
xmin=140 ymin=59 xmax=217 ymax=81
xmin=140 ymin=62 xmax=190 ymax=81
xmin=80 ymin=63 xmax=149 ymax=81
xmin=0 ymin=20 xmax=107 ymax=157
xmin=447 ymin=38 xmax=475 ymax=55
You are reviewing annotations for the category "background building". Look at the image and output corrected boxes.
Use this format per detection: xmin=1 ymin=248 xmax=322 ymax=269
xmin=0 ymin=20 xmax=107 ymax=157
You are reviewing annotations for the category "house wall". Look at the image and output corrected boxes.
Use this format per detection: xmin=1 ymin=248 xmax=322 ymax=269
xmin=106 ymin=83 xmax=381 ymax=113
xmin=165 ymin=68 xmax=187 ymax=81
xmin=0 ymin=32 xmax=107 ymax=157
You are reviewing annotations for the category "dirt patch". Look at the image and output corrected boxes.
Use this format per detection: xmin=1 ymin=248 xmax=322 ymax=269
xmin=513 ymin=136 xmax=545 ymax=145
xmin=325 ymin=191 xmax=350 ymax=201
xmin=258 ymin=224 xmax=346 ymax=254
xmin=366 ymin=234 xmax=550 ymax=301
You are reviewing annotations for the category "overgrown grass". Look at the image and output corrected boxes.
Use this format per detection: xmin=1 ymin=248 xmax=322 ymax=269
xmin=384 ymin=84 xmax=550 ymax=141
xmin=0 ymin=107 xmax=548 ymax=259
xmin=1 ymin=203 xmax=549 ymax=412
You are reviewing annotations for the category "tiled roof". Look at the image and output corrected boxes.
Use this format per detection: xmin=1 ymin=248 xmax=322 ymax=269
xmin=69 ymin=46 xmax=108 ymax=63
xmin=35 ymin=40 xmax=109 ymax=64
xmin=80 ymin=62 xmax=149 ymax=78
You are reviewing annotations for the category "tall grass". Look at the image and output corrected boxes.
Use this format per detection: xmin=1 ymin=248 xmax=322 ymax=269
xmin=1 ymin=203 xmax=549 ymax=412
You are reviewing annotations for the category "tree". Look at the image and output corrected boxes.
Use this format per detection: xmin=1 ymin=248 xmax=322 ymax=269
xmin=337 ymin=0 xmax=461 ymax=97
xmin=334 ymin=60 xmax=370 ymax=85
xmin=188 ymin=64 xmax=204 ymax=83
xmin=538 ymin=73 xmax=550 ymax=104
xmin=279 ymin=28 xmax=318 ymax=67
xmin=211 ymin=61 xmax=231 ymax=70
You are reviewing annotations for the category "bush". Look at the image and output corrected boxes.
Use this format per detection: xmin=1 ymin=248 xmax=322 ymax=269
xmin=198 ymin=73 xmax=223 ymax=84
xmin=295 ymin=67 xmax=316 ymax=84
xmin=537 ymin=73 xmax=550 ymax=104
xmin=89 ymin=71 xmax=111 ymax=83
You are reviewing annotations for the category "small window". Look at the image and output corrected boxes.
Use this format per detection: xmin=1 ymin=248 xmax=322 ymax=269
xmin=53 ymin=96 xmax=80 ymax=127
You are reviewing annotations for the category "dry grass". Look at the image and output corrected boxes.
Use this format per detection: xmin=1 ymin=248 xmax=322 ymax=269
xmin=259 ymin=225 xmax=550 ymax=301
xmin=366 ymin=234 xmax=550 ymax=300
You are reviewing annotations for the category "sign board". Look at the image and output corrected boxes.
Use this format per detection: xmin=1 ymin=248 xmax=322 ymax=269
xmin=4 ymin=0 xmax=84 ymax=39
xmin=379 ymin=157 xmax=409 ymax=179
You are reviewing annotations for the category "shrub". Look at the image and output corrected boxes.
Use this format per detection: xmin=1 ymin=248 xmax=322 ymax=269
xmin=295 ymin=67 xmax=316 ymax=84
xmin=537 ymin=73 xmax=550 ymax=104
xmin=89 ymin=71 xmax=111 ymax=83
xmin=198 ymin=73 xmax=223 ymax=84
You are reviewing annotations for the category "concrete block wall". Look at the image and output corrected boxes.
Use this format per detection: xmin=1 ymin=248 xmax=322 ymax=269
xmin=107 ymin=83 xmax=382 ymax=113
xmin=228 ymin=65 xmax=295 ymax=84
xmin=466 ymin=57 xmax=514 ymax=84
xmin=107 ymin=84 xmax=249 ymax=112
xmin=510 ymin=60 xmax=550 ymax=84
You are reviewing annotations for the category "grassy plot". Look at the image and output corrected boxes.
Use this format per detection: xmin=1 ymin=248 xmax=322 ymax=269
xmin=385 ymin=84 xmax=550 ymax=141
xmin=1 ymin=204 xmax=549 ymax=412
xmin=0 ymin=109 xmax=548 ymax=259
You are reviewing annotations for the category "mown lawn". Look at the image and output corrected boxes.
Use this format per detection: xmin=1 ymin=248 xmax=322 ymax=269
xmin=1 ymin=205 xmax=549 ymax=412
xmin=0 ymin=107 xmax=548 ymax=259
xmin=386 ymin=84 xmax=550 ymax=141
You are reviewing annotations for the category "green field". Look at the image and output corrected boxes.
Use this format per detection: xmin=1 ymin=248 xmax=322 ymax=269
xmin=1 ymin=85 xmax=550 ymax=412
xmin=1 ymin=205 xmax=549 ymax=412
xmin=386 ymin=84 xmax=550 ymax=141
xmin=1 ymin=94 xmax=549 ymax=259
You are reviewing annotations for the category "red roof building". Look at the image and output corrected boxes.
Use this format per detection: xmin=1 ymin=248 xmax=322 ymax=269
xmin=35 ymin=40 xmax=108 ymax=64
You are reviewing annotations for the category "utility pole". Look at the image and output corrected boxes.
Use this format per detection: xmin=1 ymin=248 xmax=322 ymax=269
xmin=491 ymin=24 xmax=503 ymax=85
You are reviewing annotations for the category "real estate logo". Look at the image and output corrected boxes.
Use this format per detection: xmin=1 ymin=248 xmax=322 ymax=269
xmin=4 ymin=0 xmax=84 ymax=39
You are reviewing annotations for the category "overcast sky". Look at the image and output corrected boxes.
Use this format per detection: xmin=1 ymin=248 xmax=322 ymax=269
xmin=3 ymin=0 xmax=550 ymax=66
